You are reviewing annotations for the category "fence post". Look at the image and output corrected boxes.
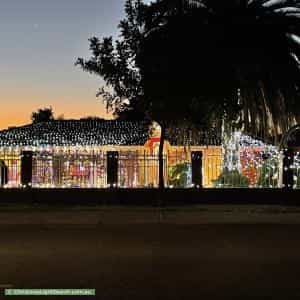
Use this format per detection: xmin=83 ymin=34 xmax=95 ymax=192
xmin=191 ymin=151 xmax=203 ymax=188
xmin=0 ymin=160 xmax=8 ymax=187
xmin=278 ymin=150 xmax=284 ymax=188
xmin=53 ymin=155 xmax=61 ymax=187
xmin=21 ymin=151 xmax=33 ymax=188
xmin=107 ymin=151 xmax=119 ymax=188
xmin=144 ymin=150 xmax=146 ymax=187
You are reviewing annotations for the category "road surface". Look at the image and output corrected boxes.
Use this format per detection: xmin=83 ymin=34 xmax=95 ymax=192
xmin=0 ymin=224 xmax=300 ymax=299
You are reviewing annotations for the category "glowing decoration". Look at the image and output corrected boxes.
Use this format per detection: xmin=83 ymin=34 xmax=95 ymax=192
xmin=223 ymin=131 xmax=241 ymax=172
xmin=0 ymin=120 xmax=150 ymax=148
xmin=0 ymin=119 xmax=299 ymax=189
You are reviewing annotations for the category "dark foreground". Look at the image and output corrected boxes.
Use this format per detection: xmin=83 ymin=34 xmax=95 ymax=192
xmin=0 ymin=224 xmax=300 ymax=299
xmin=1 ymin=188 xmax=300 ymax=205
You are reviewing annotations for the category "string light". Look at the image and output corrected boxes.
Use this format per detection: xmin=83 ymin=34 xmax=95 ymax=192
xmin=0 ymin=120 xmax=299 ymax=189
xmin=0 ymin=120 xmax=150 ymax=147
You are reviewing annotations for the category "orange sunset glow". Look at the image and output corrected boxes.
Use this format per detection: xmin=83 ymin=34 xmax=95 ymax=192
xmin=0 ymin=85 xmax=114 ymax=130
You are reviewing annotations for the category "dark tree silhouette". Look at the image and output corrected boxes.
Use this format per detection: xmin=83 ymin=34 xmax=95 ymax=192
xmin=139 ymin=0 xmax=300 ymax=144
xmin=76 ymin=0 xmax=146 ymax=118
xmin=76 ymin=0 xmax=170 ymax=188
xmin=76 ymin=0 xmax=300 ymax=187
xmin=76 ymin=0 xmax=212 ymax=188
xmin=31 ymin=107 xmax=54 ymax=124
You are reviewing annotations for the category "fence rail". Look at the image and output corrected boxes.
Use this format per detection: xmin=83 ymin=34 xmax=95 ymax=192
xmin=0 ymin=150 xmax=300 ymax=189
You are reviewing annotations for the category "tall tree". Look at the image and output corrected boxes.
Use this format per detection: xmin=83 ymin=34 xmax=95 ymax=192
xmin=77 ymin=0 xmax=300 ymax=187
xmin=76 ymin=0 xmax=195 ymax=188
xmin=76 ymin=0 xmax=217 ymax=188
xmin=139 ymin=0 xmax=300 ymax=144
xmin=76 ymin=0 xmax=146 ymax=119
xmin=31 ymin=107 xmax=54 ymax=124
xmin=140 ymin=0 xmax=300 ymax=187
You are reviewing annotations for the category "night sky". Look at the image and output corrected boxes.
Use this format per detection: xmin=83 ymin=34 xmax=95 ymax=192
xmin=0 ymin=0 xmax=133 ymax=129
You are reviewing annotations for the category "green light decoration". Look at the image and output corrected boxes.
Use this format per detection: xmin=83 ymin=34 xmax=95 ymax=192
xmin=168 ymin=162 xmax=190 ymax=188
xmin=294 ymin=154 xmax=300 ymax=189
xmin=213 ymin=169 xmax=250 ymax=188
xmin=257 ymin=154 xmax=279 ymax=188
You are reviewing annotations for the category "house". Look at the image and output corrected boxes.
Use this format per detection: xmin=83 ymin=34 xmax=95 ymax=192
xmin=0 ymin=119 xmax=223 ymax=188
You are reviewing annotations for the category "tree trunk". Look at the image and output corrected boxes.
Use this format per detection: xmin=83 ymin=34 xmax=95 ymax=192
xmin=259 ymin=81 xmax=269 ymax=141
xmin=158 ymin=122 xmax=166 ymax=189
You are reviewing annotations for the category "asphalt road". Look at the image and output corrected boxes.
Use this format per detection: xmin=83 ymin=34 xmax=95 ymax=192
xmin=1 ymin=224 xmax=300 ymax=299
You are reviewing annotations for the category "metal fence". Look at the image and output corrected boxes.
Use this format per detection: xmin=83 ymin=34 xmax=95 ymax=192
xmin=30 ymin=151 xmax=167 ymax=188
xmin=0 ymin=149 xmax=300 ymax=189
xmin=31 ymin=152 xmax=107 ymax=188
xmin=0 ymin=152 xmax=21 ymax=188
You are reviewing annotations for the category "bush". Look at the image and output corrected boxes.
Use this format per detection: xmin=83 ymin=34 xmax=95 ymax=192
xmin=213 ymin=169 xmax=250 ymax=188
xmin=168 ymin=162 xmax=190 ymax=188
xmin=257 ymin=157 xmax=279 ymax=188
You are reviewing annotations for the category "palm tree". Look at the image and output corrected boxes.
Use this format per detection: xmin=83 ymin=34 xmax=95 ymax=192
xmin=228 ymin=0 xmax=300 ymax=144
xmin=207 ymin=0 xmax=300 ymax=143
xmin=141 ymin=0 xmax=300 ymax=144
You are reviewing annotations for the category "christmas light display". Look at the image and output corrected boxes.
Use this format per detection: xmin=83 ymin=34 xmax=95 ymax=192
xmin=167 ymin=126 xmax=221 ymax=146
xmin=0 ymin=119 xmax=299 ymax=189
xmin=0 ymin=120 xmax=150 ymax=147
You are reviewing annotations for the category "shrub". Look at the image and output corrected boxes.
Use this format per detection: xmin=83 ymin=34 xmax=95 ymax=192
xmin=213 ymin=169 xmax=250 ymax=188
xmin=168 ymin=162 xmax=190 ymax=188
xmin=257 ymin=157 xmax=279 ymax=188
